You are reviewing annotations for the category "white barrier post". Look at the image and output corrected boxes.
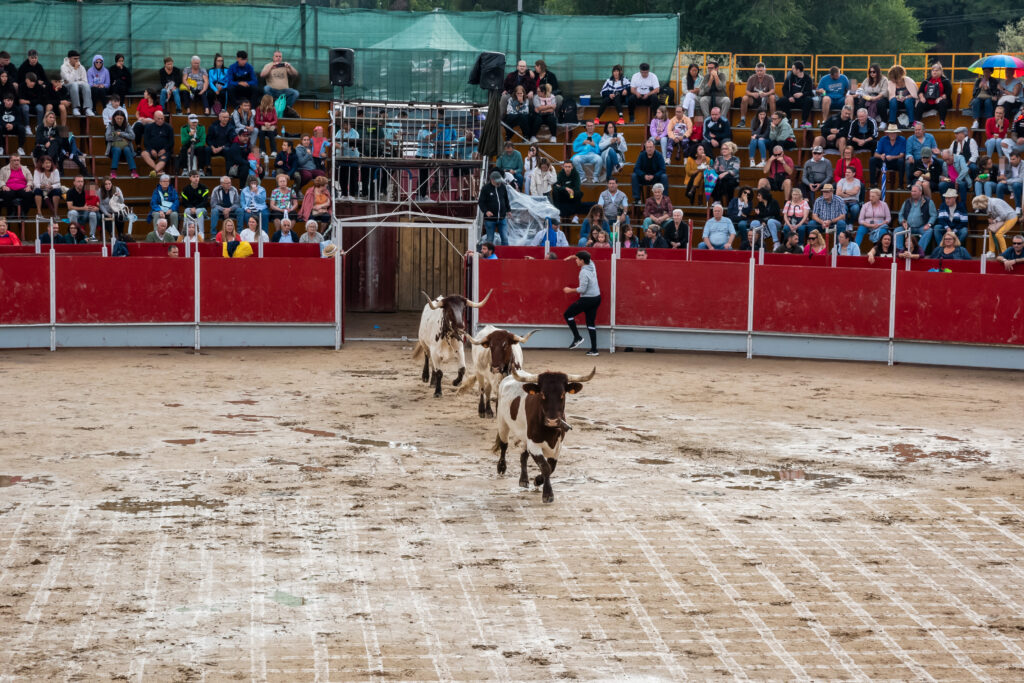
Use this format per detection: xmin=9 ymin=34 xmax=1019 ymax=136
xmin=746 ymin=251 xmax=755 ymax=360
xmin=686 ymin=219 xmax=693 ymax=261
xmin=34 ymin=216 xmax=41 ymax=254
xmin=48 ymin=245 xmax=56 ymax=352
xmin=609 ymin=250 xmax=617 ymax=354
xmin=193 ymin=248 xmax=201 ymax=350
xmin=887 ymin=255 xmax=898 ymax=366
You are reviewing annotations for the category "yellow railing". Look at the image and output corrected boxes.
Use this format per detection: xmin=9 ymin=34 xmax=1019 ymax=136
xmin=676 ymin=51 xmax=1023 ymax=90
xmin=732 ymin=54 xmax=813 ymax=87
xmin=898 ymin=53 xmax=981 ymax=83
xmin=813 ymin=55 xmax=897 ymax=86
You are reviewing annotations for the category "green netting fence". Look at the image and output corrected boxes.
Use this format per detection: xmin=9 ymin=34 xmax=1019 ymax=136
xmin=0 ymin=1 xmax=680 ymax=103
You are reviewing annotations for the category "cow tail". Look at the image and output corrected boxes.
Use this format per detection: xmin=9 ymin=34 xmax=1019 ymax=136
xmin=411 ymin=342 xmax=424 ymax=360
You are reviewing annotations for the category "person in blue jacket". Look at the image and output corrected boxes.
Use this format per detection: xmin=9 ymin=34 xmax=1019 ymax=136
xmin=149 ymin=173 xmax=179 ymax=231
xmin=571 ymin=120 xmax=603 ymax=183
xmin=226 ymin=50 xmax=256 ymax=108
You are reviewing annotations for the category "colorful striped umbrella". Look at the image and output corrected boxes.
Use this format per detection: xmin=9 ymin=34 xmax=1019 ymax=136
xmin=967 ymin=54 xmax=1024 ymax=79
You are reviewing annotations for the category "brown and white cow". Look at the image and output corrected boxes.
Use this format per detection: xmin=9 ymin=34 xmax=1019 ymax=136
xmin=412 ymin=289 xmax=491 ymax=398
xmin=458 ymin=325 xmax=538 ymax=418
xmin=492 ymin=367 xmax=595 ymax=503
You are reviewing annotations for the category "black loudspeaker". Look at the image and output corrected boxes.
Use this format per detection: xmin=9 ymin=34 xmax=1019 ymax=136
xmin=468 ymin=51 xmax=505 ymax=91
xmin=329 ymin=48 xmax=355 ymax=87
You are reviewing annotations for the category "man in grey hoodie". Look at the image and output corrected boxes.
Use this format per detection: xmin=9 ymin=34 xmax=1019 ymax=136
xmin=59 ymin=50 xmax=93 ymax=116
xmin=562 ymin=250 xmax=601 ymax=357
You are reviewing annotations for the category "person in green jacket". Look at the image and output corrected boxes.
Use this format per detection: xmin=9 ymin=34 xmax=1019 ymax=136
xmin=178 ymin=113 xmax=209 ymax=175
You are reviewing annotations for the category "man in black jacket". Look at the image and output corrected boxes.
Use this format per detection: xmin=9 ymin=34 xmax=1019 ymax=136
xmin=478 ymin=171 xmax=510 ymax=246
xmin=141 ymin=110 xmax=174 ymax=176
xmin=778 ymin=61 xmax=814 ymax=128
xmin=225 ymin=131 xmax=253 ymax=178
xmin=207 ymin=110 xmax=235 ymax=168
xmin=179 ymin=170 xmax=211 ymax=235
xmin=631 ymin=140 xmax=669 ymax=203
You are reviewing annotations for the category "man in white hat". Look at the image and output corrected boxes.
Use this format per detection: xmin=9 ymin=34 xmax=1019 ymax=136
xmin=869 ymin=123 xmax=905 ymax=186
xmin=933 ymin=188 xmax=969 ymax=246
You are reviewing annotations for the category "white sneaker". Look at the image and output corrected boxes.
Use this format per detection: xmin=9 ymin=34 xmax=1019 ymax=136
xmin=24 ymin=125 xmax=31 ymax=135
xmin=571 ymin=215 xmax=579 ymax=224
xmin=972 ymin=119 xmax=979 ymax=129
xmin=549 ymin=136 xmax=557 ymax=143
xmin=0 ymin=146 xmax=4 ymax=155
xmin=985 ymin=251 xmax=995 ymax=258
xmin=85 ymin=108 xmax=96 ymax=116
xmin=17 ymin=147 xmax=24 ymax=156
xmin=270 ymin=152 xmax=277 ymax=158
xmin=529 ymin=136 xmax=538 ymax=144
xmin=755 ymin=160 xmax=765 ymax=168
xmin=72 ymin=108 xmax=80 ymax=116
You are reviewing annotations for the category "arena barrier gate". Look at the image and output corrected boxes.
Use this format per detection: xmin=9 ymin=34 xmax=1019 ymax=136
xmin=0 ymin=246 xmax=341 ymax=350
xmin=472 ymin=247 xmax=1024 ymax=370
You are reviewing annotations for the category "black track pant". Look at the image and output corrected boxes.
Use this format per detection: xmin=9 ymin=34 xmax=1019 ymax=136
xmin=564 ymin=295 xmax=601 ymax=351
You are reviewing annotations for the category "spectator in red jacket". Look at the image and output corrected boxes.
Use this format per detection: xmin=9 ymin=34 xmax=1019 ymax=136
xmin=0 ymin=218 xmax=21 ymax=245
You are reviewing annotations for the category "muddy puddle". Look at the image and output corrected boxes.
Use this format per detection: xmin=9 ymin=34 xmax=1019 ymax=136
xmin=689 ymin=468 xmax=854 ymax=491
xmin=164 ymin=438 xmax=208 ymax=446
xmin=289 ymin=428 xmax=454 ymax=455
xmin=0 ymin=475 xmax=53 ymax=487
xmin=871 ymin=443 xmax=989 ymax=464
xmin=96 ymin=497 xmax=224 ymax=514
xmin=226 ymin=399 xmax=258 ymax=405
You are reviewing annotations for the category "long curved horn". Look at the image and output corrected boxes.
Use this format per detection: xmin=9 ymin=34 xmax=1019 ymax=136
xmin=512 ymin=329 xmax=540 ymax=344
xmin=421 ymin=290 xmax=441 ymax=310
xmin=566 ymin=367 xmax=597 ymax=383
xmin=511 ymin=368 xmax=538 ymax=383
xmin=465 ymin=288 xmax=493 ymax=309
xmin=466 ymin=332 xmax=487 ymax=345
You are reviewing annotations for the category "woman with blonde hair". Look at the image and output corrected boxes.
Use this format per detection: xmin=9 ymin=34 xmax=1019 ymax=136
xmin=886 ymin=64 xmax=918 ymax=127
xmin=972 ymin=194 xmax=1018 ymax=255
xmin=712 ymin=140 xmax=740 ymax=203
xmin=804 ymin=228 xmax=827 ymax=256
xmin=215 ymin=217 xmax=238 ymax=243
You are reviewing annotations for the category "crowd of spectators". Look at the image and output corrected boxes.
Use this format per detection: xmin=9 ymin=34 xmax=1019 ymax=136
xmin=0 ymin=46 xmax=339 ymax=250
xmin=487 ymin=59 xmax=1024 ymax=261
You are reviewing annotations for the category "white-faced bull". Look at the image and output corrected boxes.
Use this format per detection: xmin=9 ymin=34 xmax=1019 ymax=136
xmin=493 ymin=367 xmax=596 ymax=503
xmin=459 ymin=326 xmax=539 ymax=418
xmin=412 ymin=289 xmax=492 ymax=398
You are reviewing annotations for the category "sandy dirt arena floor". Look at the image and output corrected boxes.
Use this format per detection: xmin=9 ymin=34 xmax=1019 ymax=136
xmin=1 ymin=345 xmax=1024 ymax=682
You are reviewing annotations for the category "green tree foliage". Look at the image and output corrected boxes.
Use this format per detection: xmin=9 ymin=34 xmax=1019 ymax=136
xmin=908 ymin=0 xmax=1023 ymax=52
xmin=997 ymin=17 xmax=1024 ymax=54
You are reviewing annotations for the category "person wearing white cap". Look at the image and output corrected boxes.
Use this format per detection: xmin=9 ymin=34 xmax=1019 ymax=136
xmin=178 ymin=113 xmax=209 ymax=175
xmin=869 ymin=123 xmax=905 ymax=186
xmin=947 ymin=126 xmax=979 ymax=176
xmin=801 ymin=145 xmax=832 ymax=200
xmin=933 ymin=188 xmax=969 ymax=246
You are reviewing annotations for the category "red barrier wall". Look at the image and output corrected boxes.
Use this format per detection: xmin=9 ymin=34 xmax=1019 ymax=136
xmin=57 ymin=257 xmax=195 ymax=323
xmin=0 ymin=256 xmax=49 ymax=324
xmin=477 ymin=259 xmax=612 ymax=326
xmin=753 ymin=265 xmax=890 ymax=338
xmin=616 ymin=260 xmax=748 ymax=330
xmin=895 ymin=271 xmax=1024 ymax=346
xmin=199 ymin=258 xmax=335 ymax=323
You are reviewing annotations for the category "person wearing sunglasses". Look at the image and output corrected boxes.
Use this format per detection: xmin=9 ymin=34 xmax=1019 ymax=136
xmin=997 ymin=236 xmax=1024 ymax=270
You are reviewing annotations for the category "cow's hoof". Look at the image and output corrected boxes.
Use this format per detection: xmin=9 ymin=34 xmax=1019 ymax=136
xmin=452 ymin=378 xmax=463 ymax=387
xmin=497 ymin=462 xmax=506 ymax=475
xmin=542 ymin=492 xmax=554 ymax=503
xmin=534 ymin=474 xmax=546 ymax=487
xmin=519 ymin=476 xmax=529 ymax=488
xmin=478 ymin=411 xmax=486 ymax=418
xmin=433 ymin=391 xmax=442 ymax=398
xmin=485 ymin=407 xmax=494 ymax=418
